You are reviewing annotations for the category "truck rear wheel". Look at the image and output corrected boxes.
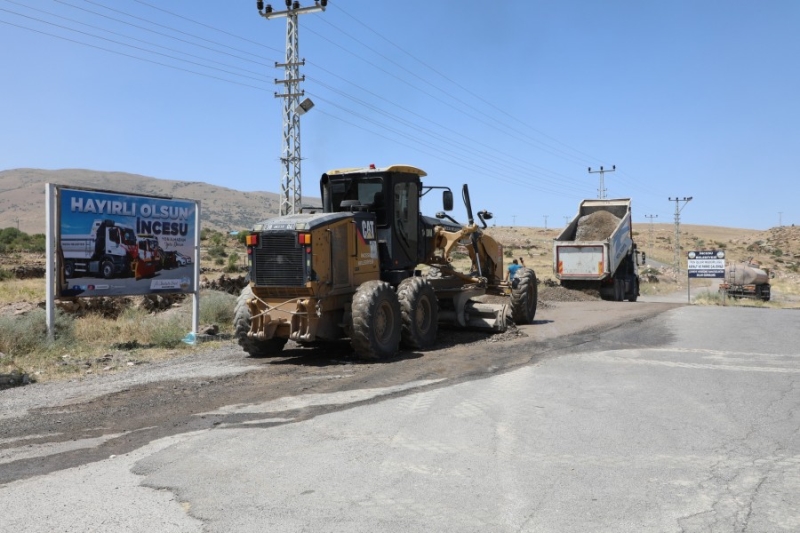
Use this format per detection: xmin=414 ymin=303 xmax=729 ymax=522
xmin=511 ymin=268 xmax=537 ymax=324
xmin=627 ymin=278 xmax=639 ymax=302
xmin=350 ymin=280 xmax=401 ymax=360
xmin=398 ymin=277 xmax=438 ymax=350
xmin=233 ymin=285 xmax=288 ymax=357
xmin=614 ymin=278 xmax=624 ymax=301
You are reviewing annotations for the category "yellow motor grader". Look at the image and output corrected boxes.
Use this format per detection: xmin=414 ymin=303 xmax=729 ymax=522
xmin=235 ymin=164 xmax=537 ymax=360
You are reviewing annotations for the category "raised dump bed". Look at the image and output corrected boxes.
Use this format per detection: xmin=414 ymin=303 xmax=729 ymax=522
xmin=553 ymin=198 xmax=639 ymax=302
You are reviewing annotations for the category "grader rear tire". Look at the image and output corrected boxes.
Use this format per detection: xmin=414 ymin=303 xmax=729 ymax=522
xmin=398 ymin=277 xmax=438 ymax=350
xmin=233 ymin=285 xmax=288 ymax=357
xmin=510 ymin=268 xmax=537 ymax=324
xmin=350 ymin=280 xmax=401 ymax=360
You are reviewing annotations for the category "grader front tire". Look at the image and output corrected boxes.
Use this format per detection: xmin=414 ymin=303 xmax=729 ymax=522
xmin=511 ymin=268 xmax=538 ymax=324
xmin=233 ymin=285 xmax=288 ymax=357
xmin=398 ymin=277 xmax=438 ymax=350
xmin=350 ymin=280 xmax=401 ymax=361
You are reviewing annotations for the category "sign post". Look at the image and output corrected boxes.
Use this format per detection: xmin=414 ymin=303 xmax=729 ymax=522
xmin=687 ymin=250 xmax=726 ymax=304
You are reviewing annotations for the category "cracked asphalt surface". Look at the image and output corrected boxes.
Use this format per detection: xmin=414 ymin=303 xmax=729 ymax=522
xmin=1 ymin=301 xmax=799 ymax=532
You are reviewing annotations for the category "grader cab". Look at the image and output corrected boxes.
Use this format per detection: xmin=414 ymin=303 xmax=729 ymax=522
xmin=234 ymin=164 xmax=537 ymax=360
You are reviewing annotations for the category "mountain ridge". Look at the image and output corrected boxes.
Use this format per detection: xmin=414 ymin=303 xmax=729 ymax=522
xmin=0 ymin=168 xmax=292 ymax=234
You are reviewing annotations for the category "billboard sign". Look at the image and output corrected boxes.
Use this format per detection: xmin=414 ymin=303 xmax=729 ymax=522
xmin=687 ymin=250 xmax=725 ymax=278
xmin=55 ymin=186 xmax=199 ymax=298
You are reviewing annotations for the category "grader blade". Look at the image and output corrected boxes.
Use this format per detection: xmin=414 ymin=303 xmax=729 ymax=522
xmin=463 ymin=301 xmax=510 ymax=332
xmin=438 ymin=288 xmax=511 ymax=333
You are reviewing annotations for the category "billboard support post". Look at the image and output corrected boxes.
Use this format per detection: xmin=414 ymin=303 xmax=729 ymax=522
xmin=191 ymin=202 xmax=201 ymax=335
xmin=45 ymin=184 xmax=56 ymax=340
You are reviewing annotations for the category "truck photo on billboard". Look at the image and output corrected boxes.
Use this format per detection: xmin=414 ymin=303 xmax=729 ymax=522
xmin=54 ymin=186 xmax=199 ymax=298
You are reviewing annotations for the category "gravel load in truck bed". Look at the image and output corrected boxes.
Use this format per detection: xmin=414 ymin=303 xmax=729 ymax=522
xmin=574 ymin=211 xmax=621 ymax=241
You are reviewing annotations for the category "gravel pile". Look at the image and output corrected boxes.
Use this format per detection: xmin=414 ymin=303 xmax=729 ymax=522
xmin=574 ymin=211 xmax=620 ymax=241
xmin=539 ymin=285 xmax=600 ymax=302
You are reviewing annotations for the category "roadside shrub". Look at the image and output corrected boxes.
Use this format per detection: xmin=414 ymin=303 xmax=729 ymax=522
xmin=146 ymin=314 xmax=188 ymax=349
xmin=0 ymin=228 xmax=46 ymax=253
xmin=0 ymin=308 xmax=74 ymax=355
xmin=208 ymin=245 xmax=227 ymax=258
xmin=693 ymin=291 xmax=723 ymax=306
xmin=214 ymin=257 xmax=225 ymax=266
xmin=0 ymin=268 xmax=13 ymax=281
xmin=224 ymin=253 xmax=240 ymax=273
xmin=200 ymin=290 xmax=236 ymax=325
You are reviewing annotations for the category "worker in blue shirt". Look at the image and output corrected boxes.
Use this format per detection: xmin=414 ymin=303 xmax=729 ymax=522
xmin=506 ymin=258 xmax=523 ymax=283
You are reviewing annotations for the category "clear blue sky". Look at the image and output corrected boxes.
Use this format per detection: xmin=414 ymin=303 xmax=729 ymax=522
xmin=1 ymin=0 xmax=798 ymax=230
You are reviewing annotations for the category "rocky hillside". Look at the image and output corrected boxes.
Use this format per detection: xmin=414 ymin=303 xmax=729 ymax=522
xmin=0 ymin=168 xmax=301 ymax=234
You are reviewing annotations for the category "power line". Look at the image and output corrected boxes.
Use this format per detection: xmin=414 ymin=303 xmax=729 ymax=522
xmin=330 ymin=2 xmax=603 ymax=167
xmin=2 ymin=0 xmax=675 ymax=209
xmin=89 ymin=2 xmax=650 ymax=200
xmin=0 ymin=17 xmax=271 ymax=92
xmin=0 ymin=5 xmax=273 ymax=83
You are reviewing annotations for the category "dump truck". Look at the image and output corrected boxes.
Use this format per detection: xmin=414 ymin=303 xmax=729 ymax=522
xmin=553 ymin=198 xmax=639 ymax=301
xmin=61 ymin=219 xmax=139 ymax=279
xmin=234 ymin=164 xmax=537 ymax=360
xmin=719 ymin=261 xmax=771 ymax=301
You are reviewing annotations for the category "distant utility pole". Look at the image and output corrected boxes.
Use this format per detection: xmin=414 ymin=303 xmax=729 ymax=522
xmin=588 ymin=165 xmax=616 ymax=200
xmin=512 ymin=215 xmax=517 ymax=226
xmin=644 ymin=214 xmax=658 ymax=260
xmin=543 ymin=215 xmax=548 ymax=229
xmin=563 ymin=215 xmax=570 ymax=225
xmin=779 ymin=212 xmax=783 ymax=227
xmin=257 ymin=0 xmax=327 ymax=216
xmin=668 ymin=197 xmax=692 ymax=271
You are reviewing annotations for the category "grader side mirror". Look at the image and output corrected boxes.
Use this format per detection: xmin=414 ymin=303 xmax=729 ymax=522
xmin=442 ymin=190 xmax=454 ymax=211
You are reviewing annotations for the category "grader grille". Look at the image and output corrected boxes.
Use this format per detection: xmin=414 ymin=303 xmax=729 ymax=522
xmin=253 ymin=232 xmax=306 ymax=287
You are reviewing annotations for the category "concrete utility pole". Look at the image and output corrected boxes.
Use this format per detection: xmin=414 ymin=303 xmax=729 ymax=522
xmin=668 ymin=197 xmax=692 ymax=271
xmin=644 ymin=214 xmax=657 ymax=259
xmin=257 ymin=0 xmax=327 ymax=215
xmin=543 ymin=215 xmax=548 ymax=229
xmin=588 ymin=165 xmax=616 ymax=200
xmin=779 ymin=212 xmax=783 ymax=227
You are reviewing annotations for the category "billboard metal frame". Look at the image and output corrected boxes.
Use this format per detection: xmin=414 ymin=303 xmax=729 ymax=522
xmin=46 ymin=184 xmax=201 ymax=339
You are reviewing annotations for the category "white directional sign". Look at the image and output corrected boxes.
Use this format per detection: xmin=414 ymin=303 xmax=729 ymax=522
xmin=687 ymin=250 xmax=726 ymax=278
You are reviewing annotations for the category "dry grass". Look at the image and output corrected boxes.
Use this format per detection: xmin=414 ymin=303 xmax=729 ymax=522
xmin=0 ymin=288 xmax=237 ymax=382
xmin=0 ymin=278 xmax=44 ymax=303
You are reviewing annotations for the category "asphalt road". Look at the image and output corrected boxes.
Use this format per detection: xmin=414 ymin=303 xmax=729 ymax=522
xmin=2 ymin=303 xmax=799 ymax=532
